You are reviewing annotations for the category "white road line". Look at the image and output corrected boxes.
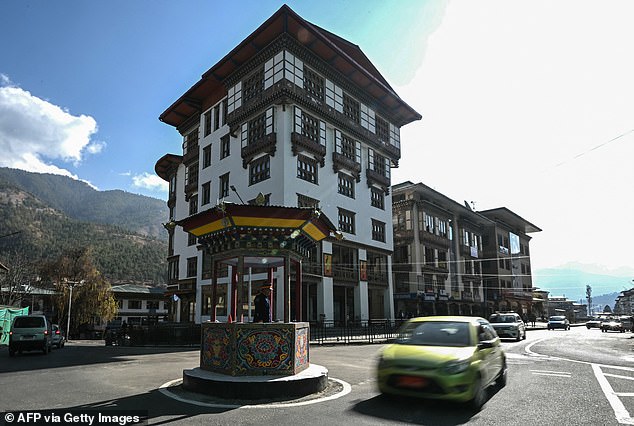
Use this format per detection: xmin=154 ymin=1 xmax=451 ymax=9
xmin=604 ymin=373 xmax=634 ymax=381
xmin=529 ymin=370 xmax=571 ymax=375
xmin=531 ymin=372 xmax=571 ymax=378
xmin=592 ymin=364 xmax=634 ymax=425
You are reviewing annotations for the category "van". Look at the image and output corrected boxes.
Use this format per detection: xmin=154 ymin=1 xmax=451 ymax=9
xmin=9 ymin=315 xmax=53 ymax=356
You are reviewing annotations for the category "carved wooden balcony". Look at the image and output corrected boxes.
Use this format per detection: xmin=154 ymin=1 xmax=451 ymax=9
xmin=332 ymin=152 xmax=361 ymax=182
xmin=291 ymin=132 xmax=326 ymax=166
xmin=241 ymin=133 xmax=277 ymax=168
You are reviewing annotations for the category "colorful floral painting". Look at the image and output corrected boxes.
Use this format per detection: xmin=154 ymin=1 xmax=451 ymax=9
xmin=201 ymin=325 xmax=231 ymax=371
xmin=235 ymin=329 xmax=292 ymax=374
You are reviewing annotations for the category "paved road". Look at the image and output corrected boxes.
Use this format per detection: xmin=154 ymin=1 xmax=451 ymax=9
xmin=1 ymin=326 xmax=633 ymax=425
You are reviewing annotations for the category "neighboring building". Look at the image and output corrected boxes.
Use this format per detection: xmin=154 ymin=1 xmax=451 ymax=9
xmin=110 ymin=284 xmax=168 ymax=326
xmin=614 ymin=288 xmax=634 ymax=315
xmin=478 ymin=208 xmax=541 ymax=316
xmin=391 ymin=182 xmax=541 ymax=318
xmin=155 ymin=5 xmax=421 ymax=324
xmin=391 ymin=181 xmax=492 ymax=318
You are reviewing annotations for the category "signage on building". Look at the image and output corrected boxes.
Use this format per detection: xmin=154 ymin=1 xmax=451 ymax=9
xmin=470 ymin=246 xmax=478 ymax=258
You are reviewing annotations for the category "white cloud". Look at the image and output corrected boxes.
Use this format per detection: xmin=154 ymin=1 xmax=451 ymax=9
xmin=392 ymin=0 xmax=634 ymax=270
xmin=0 ymin=83 xmax=99 ymax=174
xmin=132 ymin=172 xmax=168 ymax=193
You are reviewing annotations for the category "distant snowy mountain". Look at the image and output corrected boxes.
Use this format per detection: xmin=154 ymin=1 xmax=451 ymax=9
xmin=533 ymin=262 xmax=633 ymax=308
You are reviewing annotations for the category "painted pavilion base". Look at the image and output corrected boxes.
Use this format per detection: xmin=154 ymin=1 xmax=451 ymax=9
xmin=200 ymin=322 xmax=310 ymax=376
xmin=182 ymin=364 xmax=329 ymax=399
xmin=184 ymin=322 xmax=327 ymax=399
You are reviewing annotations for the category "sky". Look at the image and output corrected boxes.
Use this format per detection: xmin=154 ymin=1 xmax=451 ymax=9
xmin=1 ymin=0 xmax=633 ymax=277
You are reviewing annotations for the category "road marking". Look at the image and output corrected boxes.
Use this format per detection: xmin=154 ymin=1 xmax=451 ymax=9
xmin=529 ymin=370 xmax=572 ymax=378
xmin=592 ymin=364 xmax=634 ymax=425
xmin=158 ymin=377 xmax=352 ymax=409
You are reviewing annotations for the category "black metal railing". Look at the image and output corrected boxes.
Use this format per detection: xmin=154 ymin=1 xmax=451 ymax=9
xmin=118 ymin=320 xmax=406 ymax=347
xmin=308 ymin=319 xmax=406 ymax=345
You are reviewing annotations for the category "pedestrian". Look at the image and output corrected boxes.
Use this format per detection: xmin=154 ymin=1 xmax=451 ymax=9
xmin=529 ymin=312 xmax=536 ymax=327
xmin=253 ymin=284 xmax=271 ymax=323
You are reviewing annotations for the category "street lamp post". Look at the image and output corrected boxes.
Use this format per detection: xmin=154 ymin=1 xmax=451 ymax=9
xmin=65 ymin=280 xmax=84 ymax=341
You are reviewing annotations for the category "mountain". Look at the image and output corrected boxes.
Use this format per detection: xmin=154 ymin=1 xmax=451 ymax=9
xmin=0 ymin=168 xmax=168 ymax=284
xmin=533 ymin=263 xmax=633 ymax=309
xmin=0 ymin=168 xmax=168 ymax=240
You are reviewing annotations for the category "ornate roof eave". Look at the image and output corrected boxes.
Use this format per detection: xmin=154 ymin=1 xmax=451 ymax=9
xmin=159 ymin=5 xmax=421 ymax=130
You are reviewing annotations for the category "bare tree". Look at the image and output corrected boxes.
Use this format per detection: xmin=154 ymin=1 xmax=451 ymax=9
xmin=0 ymin=251 xmax=38 ymax=307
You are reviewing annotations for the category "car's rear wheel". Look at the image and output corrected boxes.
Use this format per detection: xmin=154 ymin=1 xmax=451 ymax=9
xmin=42 ymin=344 xmax=49 ymax=355
xmin=9 ymin=348 xmax=15 ymax=357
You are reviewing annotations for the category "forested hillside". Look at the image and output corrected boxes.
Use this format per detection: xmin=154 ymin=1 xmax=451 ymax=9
xmin=0 ymin=168 xmax=168 ymax=284
xmin=0 ymin=168 xmax=168 ymax=240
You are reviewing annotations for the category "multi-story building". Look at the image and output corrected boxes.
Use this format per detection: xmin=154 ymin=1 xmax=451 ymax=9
xmin=614 ymin=288 xmax=634 ymax=315
xmin=155 ymin=5 xmax=420 ymax=324
xmin=478 ymin=208 xmax=541 ymax=316
xmin=392 ymin=181 xmax=492 ymax=317
xmin=391 ymin=182 xmax=541 ymax=318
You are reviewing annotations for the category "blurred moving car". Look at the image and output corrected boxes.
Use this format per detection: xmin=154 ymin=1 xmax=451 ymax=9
xmin=488 ymin=312 xmax=526 ymax=341
xmin=585 ymin=317 xmax=602 ymax=329
xmin=376 ymin=316 xmax=507 ymax=411
xmin=52 ymin=324 xmax=65 ymax=348
xmin=8 ymin=315 xmax=53 ymax=356
xmin=601 ymin=317 xmax=624 ymax=333
xmin=547 ymin=316 xmax=570 ymax=330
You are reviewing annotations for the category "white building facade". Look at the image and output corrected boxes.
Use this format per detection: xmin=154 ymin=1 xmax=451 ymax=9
xmin=156 ymin=5 xmax=420 ymax=324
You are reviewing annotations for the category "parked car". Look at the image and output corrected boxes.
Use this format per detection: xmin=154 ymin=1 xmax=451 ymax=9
xmin=585 ymin=317 xmax=602 ymax=329
xmin=619 ymin=316 xmax=633 ymax=332
xmin=488 ymin=312 xmax=526 ymax=341
xmin=376 ymin=316 xmax=507 ymax=411
xmin=547 ymin=315 xmax=570 ymax=330
xmin=52 ymin=324 xmax=65 ymax=348
xmin=601 ymin=317 xmax=624 ymax=333
xmin=8 ymin=315 xmax=53 ymax=356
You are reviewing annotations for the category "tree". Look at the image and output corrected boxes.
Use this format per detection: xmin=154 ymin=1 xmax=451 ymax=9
xmin=586 ymin=285 xmax=592 ymax=316
xmin=40 ymin=247 xmax=117 ymax=336
xmin=603 ymin=305 xmax=613 ymax=314
xmin=0 ymin=251 xmax=39 ymax=308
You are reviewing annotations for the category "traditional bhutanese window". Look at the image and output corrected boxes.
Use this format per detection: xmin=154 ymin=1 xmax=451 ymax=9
xmin=337 ymin=172 xmax=355 ymax=198
xmin=375 ymin=115 xmax=390 ymax=144
xmin=294 ymin=107 xmax=326 ymax=146
xmin=368 ymin=149 xmax=390 ymax=179
xmin=390 ymin=123 xmax=401 ymax=150
xmin=360 ymin=104 xmax=375 ymax=132
xmin=240 ymin=108 xmax=274 ymax=148
xmin=264 ymin=50 xmax=303 ymax=89
xmin=243 ymin=67 xmax=264 ymax=103
xmin=227 ymin=82 xmax=242 ymax=114
xmin=249 ymin=155 xmax=270 ymax=185
xmin=343 ymin=92 xmax=360 ymax=124
xmin=334 ymin=129 xmax=360 ymax=162
xmin=325 ymin=79 xmax=343 ymax=113
xmin=304 ymin=66 xmax=324 ymax=102
xmin=370 ymin=187 xmax=384 ymax=210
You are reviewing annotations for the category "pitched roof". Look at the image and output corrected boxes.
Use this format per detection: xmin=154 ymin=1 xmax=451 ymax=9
xmin=159 ymin=4 xmax=421 ymax=129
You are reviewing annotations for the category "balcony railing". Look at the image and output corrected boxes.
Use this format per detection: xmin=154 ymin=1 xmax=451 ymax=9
xmin=241 ymin=133 xmax=277 ymax=168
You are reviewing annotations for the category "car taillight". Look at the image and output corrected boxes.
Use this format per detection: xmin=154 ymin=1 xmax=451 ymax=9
xmin=44 ymin=330 xmax=48 ymax=335
xmin=56 ymin=330 xmax=60 ymax=335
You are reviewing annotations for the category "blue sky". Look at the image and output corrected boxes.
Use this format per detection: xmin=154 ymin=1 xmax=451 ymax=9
xmin=1 ymin=1 xmax=633 ymax=277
